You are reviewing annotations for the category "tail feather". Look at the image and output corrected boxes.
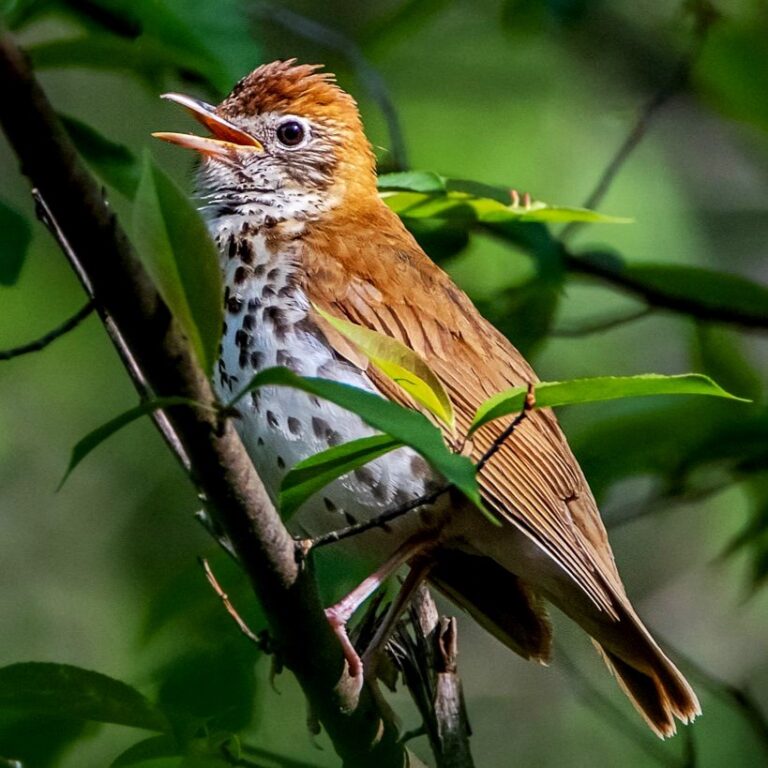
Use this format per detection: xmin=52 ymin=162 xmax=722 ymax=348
xmin=595 ymin=642 xmax=700 ymax=738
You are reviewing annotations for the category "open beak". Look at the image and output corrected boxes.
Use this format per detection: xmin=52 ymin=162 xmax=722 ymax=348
xmin=152 ymin=93 xmax=264 ymax=156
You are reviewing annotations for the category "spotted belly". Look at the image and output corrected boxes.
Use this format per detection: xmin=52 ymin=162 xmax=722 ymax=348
xmin=213 ymin=229 xmax=439 ymax=557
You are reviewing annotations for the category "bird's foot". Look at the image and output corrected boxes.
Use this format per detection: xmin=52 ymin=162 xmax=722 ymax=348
xmin=325 ymin=605 xmax=364 ymax=678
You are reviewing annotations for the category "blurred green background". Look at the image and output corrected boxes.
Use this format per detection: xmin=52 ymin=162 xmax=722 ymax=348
xmin=1 ymin=1 xmax=767 ymax=766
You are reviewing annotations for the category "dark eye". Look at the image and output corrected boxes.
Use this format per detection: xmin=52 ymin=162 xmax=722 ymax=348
xmin=276 ymin=120 xmax=306 ymax=147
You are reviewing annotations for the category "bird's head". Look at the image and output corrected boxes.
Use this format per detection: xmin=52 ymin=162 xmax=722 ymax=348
xmin=154 ymin=60 xmax=377 ymax=221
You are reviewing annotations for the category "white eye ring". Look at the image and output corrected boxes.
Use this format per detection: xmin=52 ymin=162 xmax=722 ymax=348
xmin=275 ymin=116 xmax=311 ymax=149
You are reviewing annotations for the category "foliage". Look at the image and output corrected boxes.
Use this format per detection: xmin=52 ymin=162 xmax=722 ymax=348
xmin=2 ymin=0 xmax=768 ymax=767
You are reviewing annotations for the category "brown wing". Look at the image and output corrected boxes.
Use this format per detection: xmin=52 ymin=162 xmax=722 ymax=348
xmin=302 ymin=204 xmax=624 ymax=617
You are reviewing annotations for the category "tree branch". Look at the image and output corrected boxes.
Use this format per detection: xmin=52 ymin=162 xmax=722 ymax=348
xmin=0 ymin=29 xmax=403 ymax=767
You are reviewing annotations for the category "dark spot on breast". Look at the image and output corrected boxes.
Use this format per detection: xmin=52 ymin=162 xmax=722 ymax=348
xmin=267 ymin=267 xmax=280 ymax=282
xmin=372 ymin=483 xmax=390 ymax=502
xmin=278 ymin=285 xmax=295 ymax=299
xmin=312 ymin=417 xmax=330 ymax=440
xmin=354 ymin=466 xmax=376 ymax=486
xmin=410 ymin=455 xmax=431 ymax=479
xmin=323 ymin=497 xmax=337 ymax=512
xmin=249 ymin=350 xmax=264 ymax=369
xmin=234 ymin=266 xmax=251 ymax=285
xmin=344 ymin=511 xmax=358 ymax=525
xmin=227 ymin=296 xmax=243 ymax=314
xmin=253 ymin=264 xmax=266 ymax=278
xmin=235 ymin=329 xmax=251 ymax=349
xmin=227 ymin=236 xmax=237 ymax=259
xmin=327 ymin=430 xmax=343 ymax=447
xmin=222 ymin=321 xmax=228 ymax=335
xmin=247 ymin=297 xmax=261 ymax=311
xmin=237 ymin=239 xmax=253 ymax=264
xmin=287 ymin=416 xmax=302 ymax=436
xmin=266 ymin=410 xmax=279 ymax=428
xmin=251 ymin=392 xmax=261 ymax=412
xmin=242 ymin=314 xmax=255 ymax=331
xmin=262 ymin=285 xmax=276 ymax=299
xmin=276 ymin=349 xmax=299 ymax=369
xmin=263 ymin=215 xmax=277 ymax=228
xmin=277 ymin=455 xmax=285 ymax=470
xmin=256 ymin=435 xmax=264 ymax=446
xmin=239 ymin=350 xmax=249 ymax=369
xmin=393 ymin=489 xmax=411 ymax=506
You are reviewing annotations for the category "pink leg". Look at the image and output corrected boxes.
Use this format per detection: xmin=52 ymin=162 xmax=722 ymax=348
xmin=361 ymin=557 xmax=434 ymax=677
xmin=325 ymin=537 xmax=432 ymax=677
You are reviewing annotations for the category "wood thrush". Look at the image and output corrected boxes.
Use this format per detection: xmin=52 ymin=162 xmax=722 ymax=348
xmin=155 ymin=60 xmax=700 ymax=737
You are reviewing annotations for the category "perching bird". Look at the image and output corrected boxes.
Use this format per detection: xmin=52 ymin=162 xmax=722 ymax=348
xmin=154 ymin=60 xmax=700 ymax=737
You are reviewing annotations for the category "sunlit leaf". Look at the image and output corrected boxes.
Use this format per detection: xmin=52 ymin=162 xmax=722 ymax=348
xmin=59 ymin=396 xmax=204 ymax=489
xmin=470 ymin=373 xmax=746 ymax=434
xmin=280 ymin=435 xmax=403 ymax=518
xmin=132 ymin=152 xmax=223 ymax=375
xmin=378 ymin=171 xmax=630 ymax=225
xmin=0 ymin=200 xmax=31 ymax=286
xmin=60 ymin=114 xmax=140 ymax=197
xmin=230 ymin=367 xmax=490 ymax=519
xmin=314 ymin=305 xmax=455 ymax=428
xmin=0 ymin=663 xmax=168 ymax=731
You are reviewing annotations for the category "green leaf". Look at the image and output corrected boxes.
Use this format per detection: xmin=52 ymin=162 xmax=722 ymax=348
xmin=378 ymin=171 xmax=630 ymax=225
xmin=280 ymin=435 xmax=403 ymax=518
xmin=230 ymin=367 xmax=489 ymax=519
xmin=132 ymin=152 xmax=223 ymax=375
xmin=0 ymin=663 xmax=168 ymax=731
xmin=59 ymin=396 xmax=203 ymax=489
xmin=314 ymin=305 xmax=455 ymax=428
xmin=0 ymin=200 xmax=31 ymax=286
xmin=469 ymin=373 xmax=747 ymax=434
xmin=21 ymin=0 xmax=260 ymax=94
xmin=111 ymin=735 xmax=179 ymax=767
xmin=60 ymin=114 xmax=140 ymax=197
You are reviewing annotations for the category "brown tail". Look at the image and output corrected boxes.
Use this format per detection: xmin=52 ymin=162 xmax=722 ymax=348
xmin=429 ymin=550 xmax=699 ymax=738
xmin=591 ymin=601 xmax=701 ymax=739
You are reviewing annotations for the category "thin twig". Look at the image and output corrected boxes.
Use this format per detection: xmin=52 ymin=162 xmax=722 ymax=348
xmin=199 ymin=557 xmax=265 ymax=647
xmin=0 ymin=300 xmax=94 ymax=360
xmin=561 ymin=9 xmax=715 ymax=241
xmin=251 ymin=2 xmax=408 ymax=170
xmin=195 ymin=508 xmax=240 ymax=562
xmin=32 ymin=190 xmax=194 ymax=475
xmin=551 ymin=306 xmax=653 ymax=338
xmin=308 ymin=483 xmax=450 ymax=550
xmin=310 ymin=386 xmax=535 ymax=551
xmin=475 ymin=383 xmax=535 ymax=473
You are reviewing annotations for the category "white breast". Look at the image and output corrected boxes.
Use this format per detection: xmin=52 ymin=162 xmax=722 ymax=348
xmin=210 ymin=217 xmax=438 ymax=554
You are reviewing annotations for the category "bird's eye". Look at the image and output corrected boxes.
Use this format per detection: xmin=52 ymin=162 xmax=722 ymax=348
xmin=275 ymin=119 xmax=306 ymax=147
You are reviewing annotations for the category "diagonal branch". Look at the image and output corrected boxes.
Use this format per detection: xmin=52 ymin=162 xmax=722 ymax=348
xmin=0 ymin=29 xmax=403 ymax=768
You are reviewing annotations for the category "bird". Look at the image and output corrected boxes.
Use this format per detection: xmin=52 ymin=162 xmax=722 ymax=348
xmin=154 ymin=59 xmax=700 ymax=738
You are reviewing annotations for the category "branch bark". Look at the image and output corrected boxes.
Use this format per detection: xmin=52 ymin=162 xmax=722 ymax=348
xmin=0 ymin=29 xmax=404 ymax=768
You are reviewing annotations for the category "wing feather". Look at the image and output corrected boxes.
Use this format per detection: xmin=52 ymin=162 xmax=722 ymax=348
xmin=302 ymin=206 xmax=623 ymax=615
